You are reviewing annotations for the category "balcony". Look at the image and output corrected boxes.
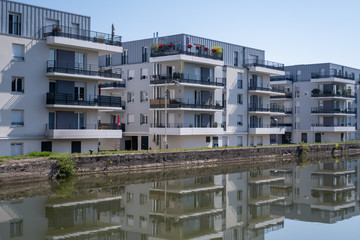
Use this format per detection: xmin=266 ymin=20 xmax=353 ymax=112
xmin=99 ymin=81 xmax=126 ymax=89
xmin=43 ymin=25 xmax=122 ymax=54
xmin=249 ymin=124 xmax=285 ymax=135
xmin=45 ymin=123 xmax=124 ymax=139
xmin=311 ymin=107 xmax=356 ymax=115
xmin=150 ymin=98 xmax=223 ymax=111
xmin=311 ymin=92 xmax=355 ymax=100
xmin=47 ymin=61 xmax=122 ymax=81
xmin=150 ymin=44 xmax=223 ymax=65
xmin=270 ymin=92 xmax=292 ymax=100
xmin=150 ymin=74 xmax=224 ymax=88
xmin=149 ymin=123 xmax=223 ymax=135
xmin=311 ymin=72 xmax=355 ymax=84
xmin=248 ymin=85 xmax=285 ymax=96
xmin=245 ymin=59 xmax=285 ymax=76
xmin=270 ymin=75 xmax=294 ymax=85
xmin=46 ymin=93 xmax=125 ymax=110
xmin=311 ymin=123 xmax=356 ymax=132
xmin=248 ymin=105 xmax=285 ymax=115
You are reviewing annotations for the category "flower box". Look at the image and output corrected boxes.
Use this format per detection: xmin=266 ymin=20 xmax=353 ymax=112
xmin=167 ymin=44 xmax=174 ymax=47
xmin=204 ymin=47 xmax=209 ymax=51
xmin=187 ymin=44 xmax=193 ymax=48
xmin=158 ymin=44 xmax=164 ymax=48
xmin=196 ymin=45 xmax=201 ymax=49
xmin=212 ymin=49 xmax=218 ymax=52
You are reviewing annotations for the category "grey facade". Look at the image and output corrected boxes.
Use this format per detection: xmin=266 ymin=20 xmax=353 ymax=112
xmin=0 ymin=0 xmax=90 ymax=38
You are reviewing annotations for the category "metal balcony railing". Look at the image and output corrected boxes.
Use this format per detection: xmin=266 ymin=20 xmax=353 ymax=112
xmin=46 ymin=123 xmax=125 ymax=131
xmin=150 ymin=74 xmax=225 ymax=87
xmin=248 ymin=105 xmax=285 ymax=113
xmin=47 ymin=60 xmax=122 ymax=79
xmin=311 ymin=123 xmax=356 ymax=127
xmin=311 ymin=72 xmax=355 ymax=80
xmin=150 ymin=98 xmax=223 ymax=110
xmin=270 ymin=75 xmax=294 ymax=81
xmin=244 ymin=59 xmax=284 ymax=71
xmin=150 ymin=123 xmax=219 ymax=128
xmin=311 ymin=92 xmax=355 ymax=98
xmin=311 ymin=107 xmax=356 ymax=114
xmin=248 ymin=85 xmax=285 ymax=93
xmin=99 ymin=82 xmax=126 ymax=88
xmin=42 ymin=25 xmax=122 ymax=46
xmin=150 ymin=44 xmax=223 ymax=61
xmin=46 ymin=92 xmax=125 ymax=108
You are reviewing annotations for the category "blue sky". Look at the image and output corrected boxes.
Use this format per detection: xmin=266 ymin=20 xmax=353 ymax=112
xmin=13 ymin=0 xmax=360 ymax=68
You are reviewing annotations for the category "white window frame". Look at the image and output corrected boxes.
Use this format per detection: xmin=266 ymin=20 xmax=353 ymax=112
xmin=12 ymin=44 xmax=24 ymax=61
xmin=11 ymin=77 xmax=24 ymax=93
xmin=11 ymin=109 xmax=24 ymax=126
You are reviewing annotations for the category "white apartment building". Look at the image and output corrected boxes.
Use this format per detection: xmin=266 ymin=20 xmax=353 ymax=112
xmin=0 ymin=0 xmax=124 ymax=156
xmin=100 ymin=34 xmax=286 ymax=150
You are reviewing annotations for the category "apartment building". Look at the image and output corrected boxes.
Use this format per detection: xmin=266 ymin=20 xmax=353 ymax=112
xmin=100 ymin=34 xmax=286 ymax=150
xmin=280 ymin=63 xmax=360 ymax=143
xmin=0 ymin=0 xmax=124 ymax=156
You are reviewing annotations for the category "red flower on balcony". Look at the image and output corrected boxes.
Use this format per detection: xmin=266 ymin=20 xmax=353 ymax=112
xmin=204 ymin=47 xmax=209 ymax=51
xmin=159 ymin=44 xmax=164 ymax=48
xmin=187 ymin=44 xmax=193 ymax=48
xmin=212 ymin=48 xmax=218 ymax=52
xmin=196 ymin=45 xmax=201 ymax=49
xmin=167 ymin=43 xmax=174 ymax=47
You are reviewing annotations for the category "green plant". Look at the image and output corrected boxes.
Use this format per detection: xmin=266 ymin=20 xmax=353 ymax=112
xmin=333 ymin=143 xmax=339 ymax=150
xmin=54 ymin=154 xmax=76 ymax=178
xmin=311 ymin=88 xmax=320 ymax=95
xmin=214 ymin=122 xmax=218 ymax=128
xmin=337 ymin=89 xmax=341 ymax=95
xmin=211 ymin=46 xmax=223 ymax=57
xmin=51 ymin=177 xmax=77 ymax=199
xmin=189 ymin=124 xmax=193 ymax=128
xmin=26 ymin=151 xmax=53 ymax=158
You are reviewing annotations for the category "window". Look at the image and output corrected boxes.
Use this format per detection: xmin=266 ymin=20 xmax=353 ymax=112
xmin=122 ymin=49 xmax=128 ymax=64
xmin=11 ymin=110 xmax=24 ymax=126
xmin=140 ymin=114 xmax=148 ymax=125
xmin=105 ymin=54 xmax=112 ymax=66
xmin=140 ymin=91 xmax=148 ymax=102
xmin=12 ymin=44 xmax=24 ymax=60
xmin=237 ymin=136 xmax=243 ymax=146
xmin=9 ymin=12 xmax=21 ymax=35
xmin=11 ymin=143 xmax=23 ymax=157
xmin=206 ymin=136 xmax=211 ymax=142
xmin=140 ymin=194 xmax=147 ymax=205
xmin=296 ymin=70 xmax=301 ymax=80
xmin=140 ymin=216 xmax=147 ymax=228
xmin=127 ymin=92 xmax=135 ymax=103
xmin=234 ymin=51 xmax=238 ymax=66
xmin=237 ymin=73 xmax=242 ymax=88
xmin=11 ymin=77 xmax=23 ymax=93
xmin=237 ymin=206 xmax=242 ymax=222
xmin=127 ymin=114 xmax=134 ymax=125
xmin=142 ymin=47 xmax=148 ymax=62
xmin=127 ymin=214 xmax=134 ymax=226
xmin=140 ymin=68 xmax=148 ymax=79
xmin=237 ymin=94 xmax=243 ymax=104
xmin=127 ymin=69 xmax=134 ymax=80
xmin=237 ymin=115 xmax=243 ymax=126
xmin=75 ymin=52 xmax=86 ymax=70
xmin=10 ymin=220 xmax=23 ymax=237
xmin=127 ymin=192 xmax=134 ymax=203
xmin=237 ymin=190 xmax=242 ymax=201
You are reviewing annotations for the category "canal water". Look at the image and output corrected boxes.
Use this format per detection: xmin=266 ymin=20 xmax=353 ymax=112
xmin=0 ymin=157 xmax=359 ymax=240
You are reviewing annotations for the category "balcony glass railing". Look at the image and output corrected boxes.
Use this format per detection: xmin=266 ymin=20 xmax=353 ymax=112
xmin=311 ymin=107 xmax=356 ymax=114
xmin=42 ymin=25 xmax=122 ymax=46
xmin=46 ymin=123 xmax=125 ymax=131
xmin=150 ymin=123 xmax=219 ymax=128
xmin=46 ymin=93 xmax=126 ymax=108
xmin=244 ymin=59 xmax=284 ymax=71
xmin=150 ymin=74 xmax=224 ymax=87
xmin=47 ymin=60 xmax=122 ymax=79
xmin=248 ymin=85 xmax=285 ymax=93
xmin=248 ymin=105 xmax=285 ymax=113
xmin=311 ymin=72 xmax=355 ymax=80
xmin=249 ymin=124 xmax=285 ymax=128
xmin=150 ymin=44 xmax=223 ymax=61
xmin=99 ymin=82 xmax=126 ymax=88
xmin=311 ymin=123 xmax=356 ymax=127
xmin=311 ymin=92 xmax=355 ymax=98
xmin=270 ymin=75 xmax=294 ymax=81
xmin=150 ymin=98 xmax=223 ymax=110
xmin=271 ymin=123 xmax=292 ymax=127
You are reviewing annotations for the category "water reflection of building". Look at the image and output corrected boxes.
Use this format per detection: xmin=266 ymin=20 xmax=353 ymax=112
xmin=223 ymin=170 xmax=285 ymax=240
xmin=148 ymin=176 xmax=224 ymax=239
xmin=45 ymin=188 xmax=123 ymax=239
xmin=271 ymin=160 xmax=360 ymax=224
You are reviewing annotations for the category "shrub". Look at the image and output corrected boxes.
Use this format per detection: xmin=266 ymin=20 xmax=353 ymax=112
xmin=54 ymin=154 xmax=76 ymax=178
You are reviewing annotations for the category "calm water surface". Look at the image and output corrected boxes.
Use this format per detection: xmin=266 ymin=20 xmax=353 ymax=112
xmin=0 ymin=157 xmax=359 ymax=240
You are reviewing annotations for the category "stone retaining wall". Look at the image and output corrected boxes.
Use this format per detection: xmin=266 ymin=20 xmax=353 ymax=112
xmin=1 ymin=142 xmax=360 ymax=182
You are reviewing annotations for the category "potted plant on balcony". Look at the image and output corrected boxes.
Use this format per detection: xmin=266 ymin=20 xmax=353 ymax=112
xmin=211 ymin=46 xmax=223 ymax=57
xmin=204 ymin=47 xmax=209 ymax=51
xmin=311 ymin=88 xmax=320 ymax=96
xmin=214 ymin=122 xmax=218 ymax=128
xmin=337 ymin=89 xmax=341 ymax=95
xmin=167 ymin=43 xmax=174 ymax=50
xmin=347 ymin=88 xmax=352 ymax=95
xmin=187 ymin=44 xmax=193 ymax=48
xmin=52 ymin=25 xmax=61 ymax=36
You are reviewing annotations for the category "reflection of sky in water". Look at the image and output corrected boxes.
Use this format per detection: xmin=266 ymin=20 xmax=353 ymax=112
xmin=267 ymin=216 xmax=360 ymax=240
